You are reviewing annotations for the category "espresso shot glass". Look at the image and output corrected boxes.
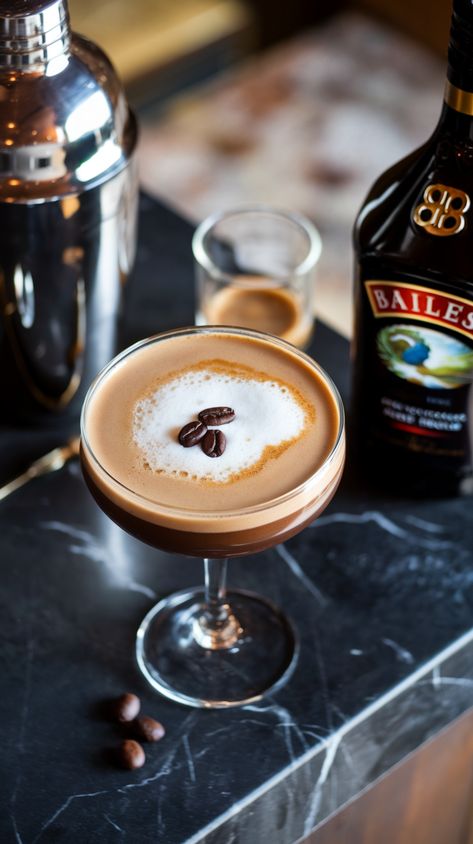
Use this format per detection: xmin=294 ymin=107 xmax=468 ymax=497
xmin=193 ymin=207 xmax=322 ymax=349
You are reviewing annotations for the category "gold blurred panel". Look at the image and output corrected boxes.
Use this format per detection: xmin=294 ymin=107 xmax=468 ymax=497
xmin=69 ymin=0 xmax=253 ymax=83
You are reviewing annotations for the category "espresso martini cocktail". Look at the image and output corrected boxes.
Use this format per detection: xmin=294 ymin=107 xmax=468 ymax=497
xmin=81 ymin=327 xmax=345 ymax=707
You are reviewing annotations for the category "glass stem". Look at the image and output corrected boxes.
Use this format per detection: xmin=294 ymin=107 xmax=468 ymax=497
xmin=193 ymin=558 xmax=242 ymax=650
xmin=205 ymin=557 xmax=229 ymax=621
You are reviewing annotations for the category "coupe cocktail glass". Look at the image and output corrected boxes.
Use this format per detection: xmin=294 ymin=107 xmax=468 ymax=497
xmin=80 ymin=327 xmax=345 ymax=708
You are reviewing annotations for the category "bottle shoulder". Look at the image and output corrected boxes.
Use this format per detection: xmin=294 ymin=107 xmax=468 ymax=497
xmin=353 ymin=141 xmax=432 ymax=248
xmin=354 ymin=129 xmax=473 ymax=286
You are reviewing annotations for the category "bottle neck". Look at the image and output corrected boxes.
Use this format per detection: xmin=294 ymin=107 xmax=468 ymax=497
xmin=444 ymin=80 xmax=473 ymax=119
xmin=441 ymin=82 xmax=473 ymax=144
xmin=0 ymin=0 xmax=70 ymax=71
xmin=436 ymin=2 xmax=473 ymax=137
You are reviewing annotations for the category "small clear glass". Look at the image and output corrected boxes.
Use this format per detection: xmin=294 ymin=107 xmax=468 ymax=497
xmin=193 ymin=206 xmax=322 ymax=348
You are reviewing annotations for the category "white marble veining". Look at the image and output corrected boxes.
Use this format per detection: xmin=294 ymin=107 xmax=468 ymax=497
xmin=182 ymin=735 xmax=196 ymax=784
xmin=103 ymin=813 xmax=124 ymax=833
xmin=310 ymin=510 xmax=454 ymax=551
xmin=11 ymin=813 xmax=24 ymax=844
xmin=31 ymin=715 xmax=201 ymax=843
xmin=32 ymin=790 xmax=110 ymax=843
xmin=404 ymin=515 xmax=446 ymax=534
xmin=244 ymin=703 xmax=312 ymax=763
xmin=39 ymin=520 xmax=157 ymax=600
xmin=276 ymin=544 xmax=327 ymax=607
xmin=381 ymin=638 xmax=415 ymax=665
xmin=429 ymin=672 xmax=473 ymax=691
xmin=303 ymin=732 xmax=342 ymax=836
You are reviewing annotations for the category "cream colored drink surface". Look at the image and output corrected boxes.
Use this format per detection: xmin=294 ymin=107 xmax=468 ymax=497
xmin=85 ymin=332 xmax=340 ymax=514
xmin=202 ymin=277 xmax=313 ymax=348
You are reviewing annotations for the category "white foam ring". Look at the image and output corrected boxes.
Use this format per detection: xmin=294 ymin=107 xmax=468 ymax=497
xmin=133 ymin=368 xmax=307 ymax=482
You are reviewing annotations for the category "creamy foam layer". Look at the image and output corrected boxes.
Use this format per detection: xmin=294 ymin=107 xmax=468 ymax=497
xmin=133 ymin=364 xmax=309 ymax=483
xmin=84 ymin=332 xmax=341 ymax=515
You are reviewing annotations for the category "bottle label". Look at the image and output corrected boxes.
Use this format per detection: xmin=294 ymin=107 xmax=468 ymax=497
xmin=362 ymin=279 xmax=473 ymax=459
xmin=366 ymin=280 xmax=473 ymax=341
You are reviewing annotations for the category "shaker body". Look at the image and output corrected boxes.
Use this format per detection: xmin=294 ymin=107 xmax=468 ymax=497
xmin=0 ymin=161 xmax=138 ymax=424
xmin=0 ymin=3 xmax=139 ymax=425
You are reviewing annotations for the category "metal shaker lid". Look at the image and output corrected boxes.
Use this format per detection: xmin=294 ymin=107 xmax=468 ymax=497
xmin=0 ymin=0 xmax=137 ymax=202
xmin=0 ymin=0 xmax=70 ymax=66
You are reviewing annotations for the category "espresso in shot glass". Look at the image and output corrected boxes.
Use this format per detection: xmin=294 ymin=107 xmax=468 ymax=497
xmin=193 ymin=207 xmax=321 ymax=349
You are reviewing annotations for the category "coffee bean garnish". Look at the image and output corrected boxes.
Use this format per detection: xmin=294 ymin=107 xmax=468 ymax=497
xmin=178 ymin=406 xmax=234 ymax=457
xmin=114 ymin=692 xmax=141 ymax=723
xmin=198 ymin=406 xmax=235 ymax=426
xmin=119 ymin=739 xmax=145 ymax=770
xmin=178 ymin=420 xmax=207 ymax=447
xmin=134 ymin=715 xmax=166 ymax=743
xmin=201 ymin=429 xmax=226 ymax=458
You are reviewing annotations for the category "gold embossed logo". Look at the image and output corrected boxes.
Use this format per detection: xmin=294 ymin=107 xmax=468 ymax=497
xmin=413 ymin=183 xmax=470 ymax=236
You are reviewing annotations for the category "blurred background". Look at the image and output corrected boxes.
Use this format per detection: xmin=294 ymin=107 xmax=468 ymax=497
xmin=69 ymin=0 xmax=450 ymax=336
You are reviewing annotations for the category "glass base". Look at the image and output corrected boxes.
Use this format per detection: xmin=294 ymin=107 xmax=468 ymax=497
xmin=136 ymin=588 xmax=298 ymax=709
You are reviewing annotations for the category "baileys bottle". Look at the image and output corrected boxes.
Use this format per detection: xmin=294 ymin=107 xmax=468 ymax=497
xmin=352 ymin=0 xmax=473 ymax=496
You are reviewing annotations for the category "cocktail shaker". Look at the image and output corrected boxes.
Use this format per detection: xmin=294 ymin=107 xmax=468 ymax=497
xmin=0 ymin=0 xmax=138 ymax=425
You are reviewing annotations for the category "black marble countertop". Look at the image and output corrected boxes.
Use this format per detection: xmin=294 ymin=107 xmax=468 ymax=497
xmin=2 ymin=196 xmax=473 ymax=844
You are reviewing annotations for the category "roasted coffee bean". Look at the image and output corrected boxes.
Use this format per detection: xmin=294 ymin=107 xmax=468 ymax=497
xmin=114 ymin=692 xmax=141 ymax=723
xmin=198 ymin=406 xmax=235 ymax=426
xmin=178 ymin=420 xmax=207 ymax=447
xmin=201 ymin=429 xmax=226 ymax=458
xmin=119 ymin=739 xmax=145 ymax=770
xmin=134 ymin=715 xmax=166 ymax=743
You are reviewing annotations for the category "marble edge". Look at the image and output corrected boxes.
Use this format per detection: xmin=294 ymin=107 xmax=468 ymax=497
xmin=183 ymin=625 xmax=473 ymax=844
